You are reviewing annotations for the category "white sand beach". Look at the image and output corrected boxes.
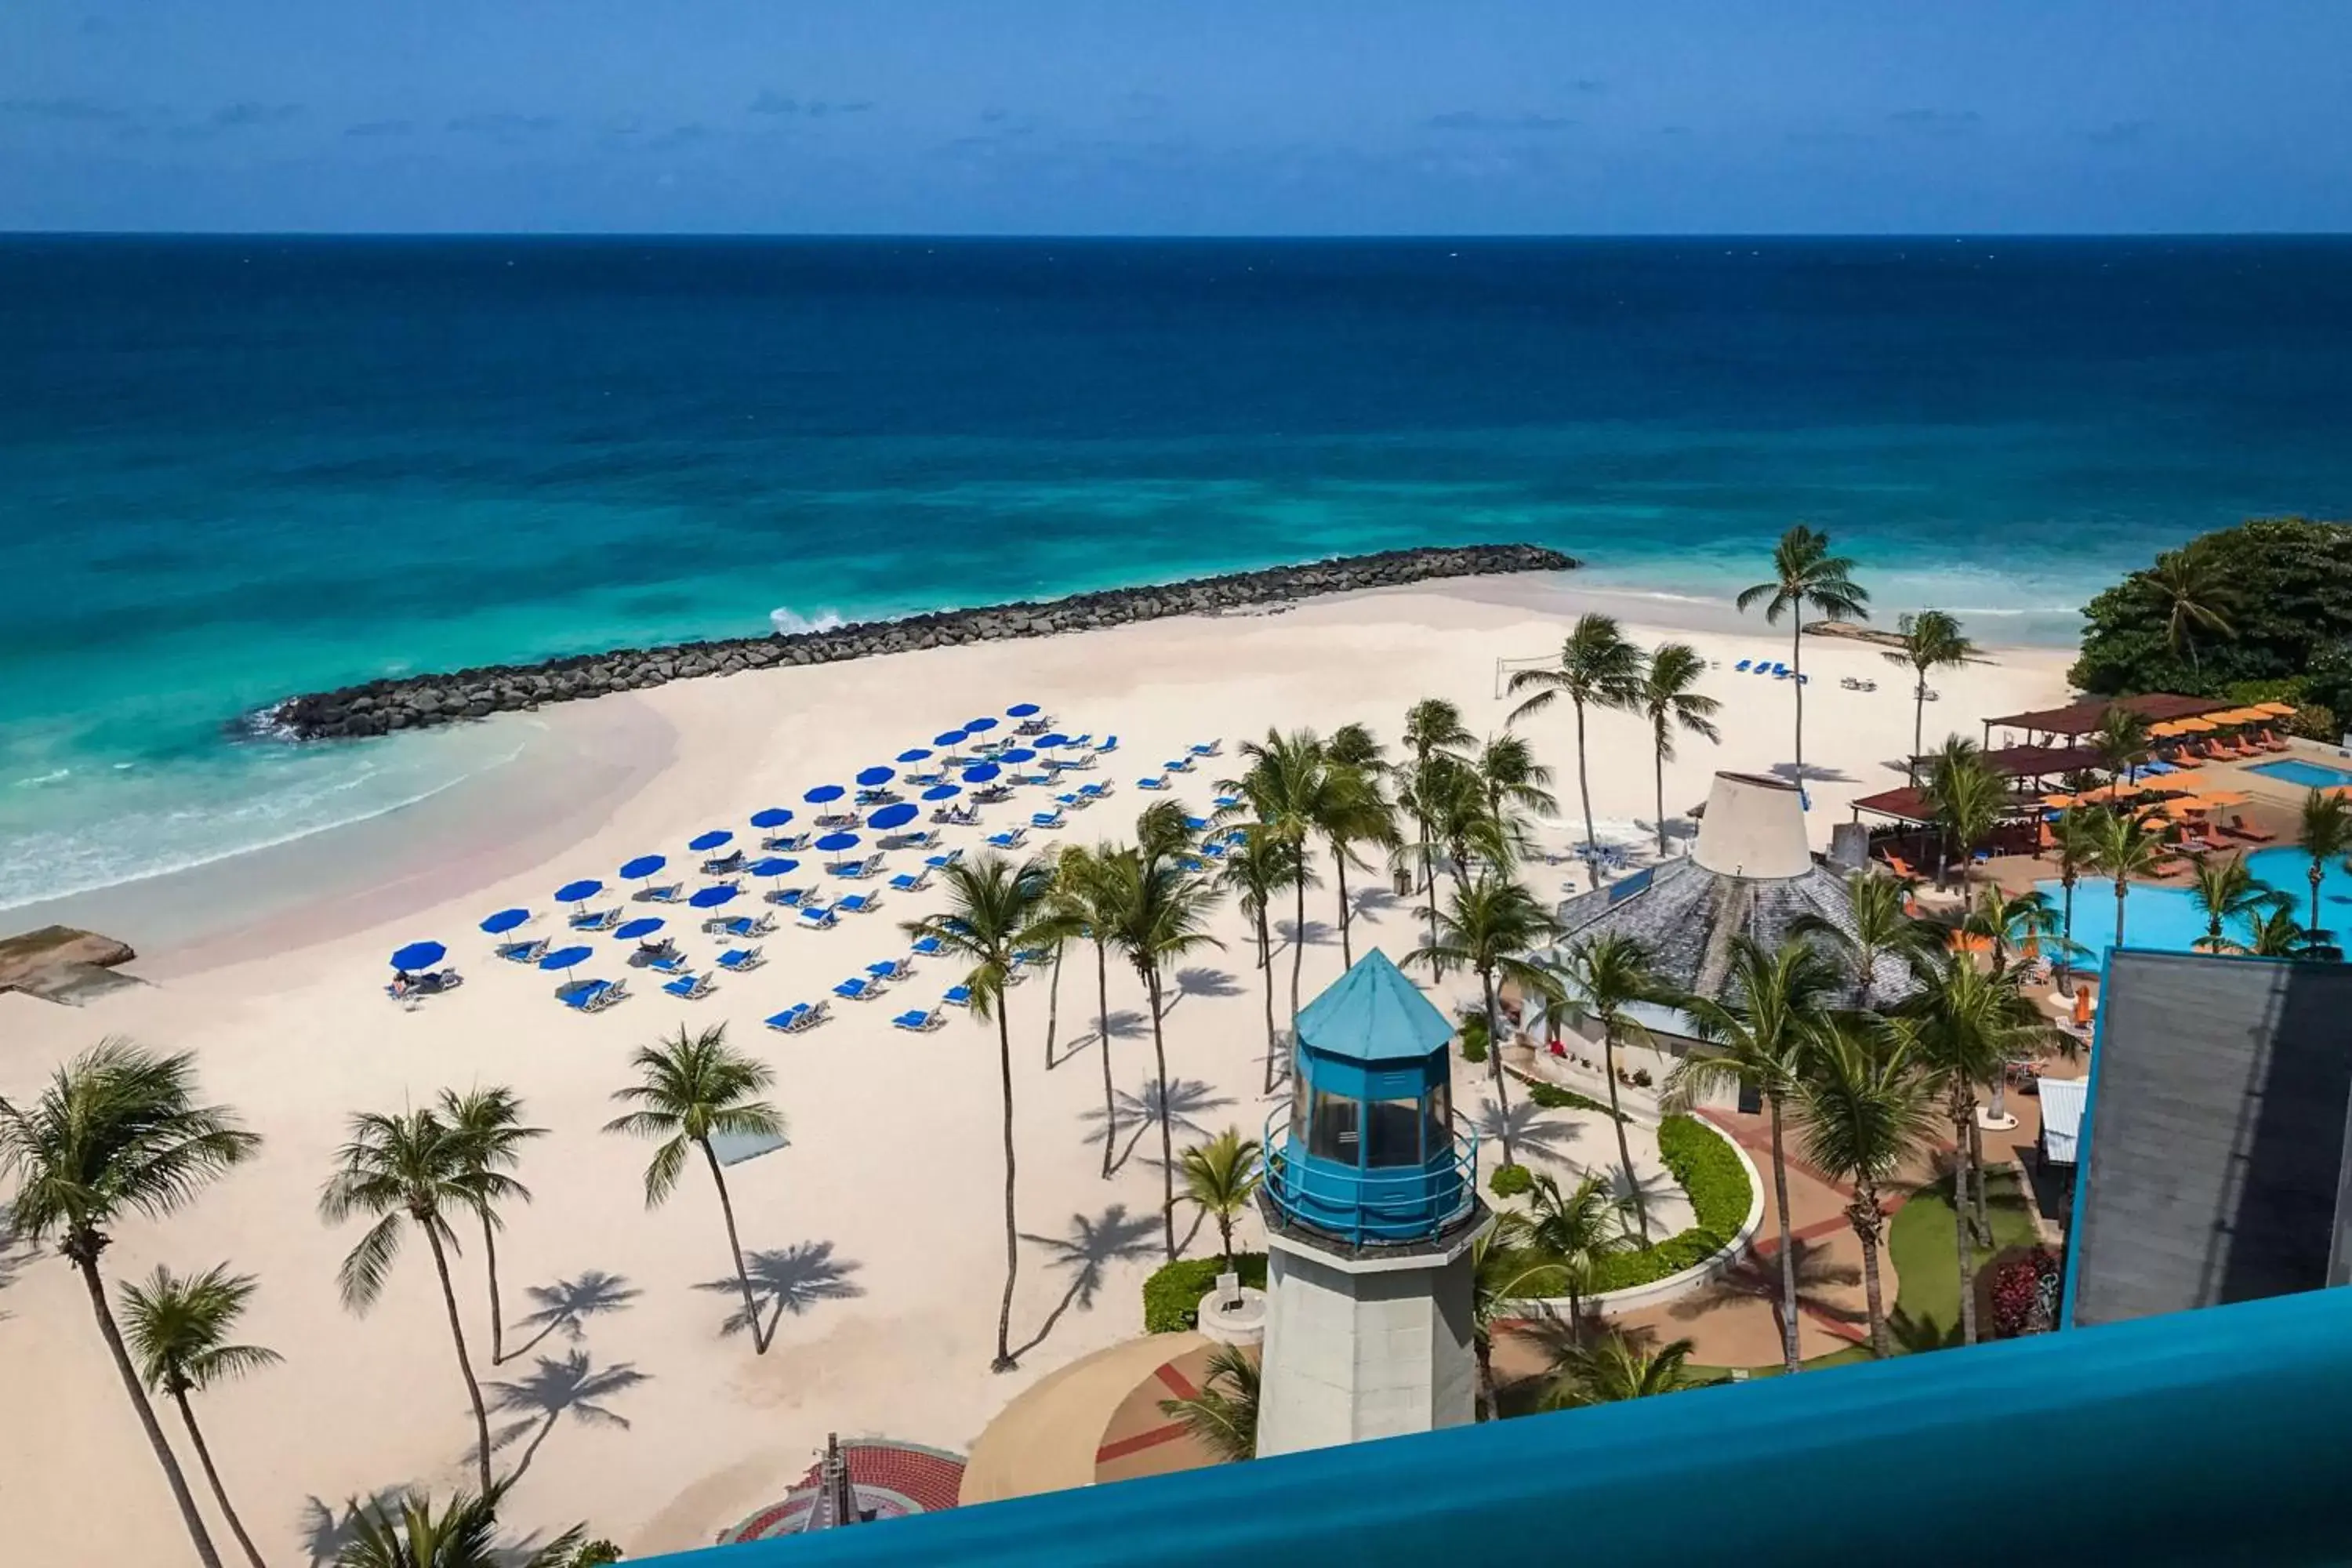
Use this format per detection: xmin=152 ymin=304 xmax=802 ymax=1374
xmin=0 ymin=579 xmax=2073 ymax=1563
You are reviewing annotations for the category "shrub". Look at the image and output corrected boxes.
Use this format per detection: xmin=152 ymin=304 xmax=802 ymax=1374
xmin=1143 ymin=1253 xmax=1268 ymax=1334
xmin=1460 ymin=1014 xmax=1490 ymax=1064
xmin=1990 ymin=1247 xmax=2063 ymax=1338
xmin=1632 ymin=1067 xmax=1653 ymax=1089
xmin=1489 ymin=1162 xmax=1534 ymax=1199
xmin=1522 ymin=1078 xmax=1624 ymax=1120
xmin=1581 ymin=1116 xmax=1755 ymax=1295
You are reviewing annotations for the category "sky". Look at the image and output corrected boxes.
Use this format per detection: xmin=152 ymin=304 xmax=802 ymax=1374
xmin=3 ymin=1 xmax=2348 ymax=234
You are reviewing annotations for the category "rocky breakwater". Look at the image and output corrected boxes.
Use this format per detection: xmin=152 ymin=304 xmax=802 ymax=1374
xmin=264 ymin=544 xmax=1576 ymax=742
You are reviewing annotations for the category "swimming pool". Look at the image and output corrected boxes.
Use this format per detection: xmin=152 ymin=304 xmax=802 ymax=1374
xmin=2037 ymin=845 xmax=2352 ymax=965
xmin=2249 ymin=757 xmax=2352 ymax=790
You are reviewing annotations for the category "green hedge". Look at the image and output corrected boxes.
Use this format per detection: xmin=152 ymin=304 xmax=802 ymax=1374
xmin=1489 ymin=1162 xmax=1534 ymax=1199
xmin=1582 ymin=1116 xmax=1754 ymax=1295
xmin=1143 ymin=1253 xmax=1268 ymax=1334
xmin=1521 ymin=1079 xmax=1624 ymax=1121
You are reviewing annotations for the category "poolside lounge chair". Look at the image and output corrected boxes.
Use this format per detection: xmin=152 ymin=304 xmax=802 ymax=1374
xmin=765 ymin=885 xmax=811 ymax=908
xmin=887 ymin=869 xmax=931 ymax=894
xmin=867 ymin=957 xmax=911 ymax=982
xmin=837 ymin=892 xmax=882 ymax=916
xmin=910 ymin=935 xmax=945 ymax=959
xmin=1880 ymin=852 xmax=1923 ymax=882
xmin=568 ymin=907 xmax=622 ymax=932
xmin=494 ymin=938 xmax=549 ymax=964
xmin=925 ymin=848 xmax=964 ymax=870
xmin=2223 ymin=819 xmax=2278 ymax=844
xmin=985 ymin=829 xmax=1028 ymax=850
xmin=1031 ymin=808 xmax=1066 ymax=829
xmin=891 ymin=1008 xmax=944 ymax=1033
xmin=797 ymin=904 xmax=839 ymax=931
xmin=2259 ymin=728 xmax=2290 ymax=752
xmin=1136 ymin=775 xmax=1168 ymax=791
xmin=635 ymin=882 xmax=683 ymax=903
xmin=764 ymin=1000 xmax=829 ymax=1033
xmin=662 ymin=973 xmax=715 ymax=1000
xmin=701 ymin=850 xmax=746 ymax=877
xmin=833 ymin=975 xmax=885 ymax=1002
xmin=717 ymin=947 xmax=765 ymax=973
xmin=943 ymin=985 xmax=973 ymax=1007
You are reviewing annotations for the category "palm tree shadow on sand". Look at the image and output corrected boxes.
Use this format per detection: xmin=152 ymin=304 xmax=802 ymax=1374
xmin=694 ymin=1240 xmax=864 ymax=1345
xmin=1470 ymin=1097 xmax=1582 ymax=1166
xmin=1009 ymin=1203 xmax=1163 ymax=1360
xmin=297 ymin=1486 xmax=412 ymax=1568
xmin=483 ymin=1348 xmax=652 ymax=1487
xmin=1669 ymin=1234 xmax=1866 ymax=1335
xmin=503 ymin=1269 xmax=642 ymax=1363
xmin=1161 ymin=966 xmax=1243 ymax=1016
xmin=1081 ymin=1077 xmax=1237 ymax=1176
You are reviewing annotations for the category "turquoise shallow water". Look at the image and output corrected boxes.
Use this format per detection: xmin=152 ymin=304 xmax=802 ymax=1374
xmin=2039 ymin=849 xmax=2352 ymax=965
xmin=5 ymin=235 xmax=2351 ymax=909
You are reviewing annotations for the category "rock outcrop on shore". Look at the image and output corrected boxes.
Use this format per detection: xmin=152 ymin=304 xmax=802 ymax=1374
xmin=263 ymin=543 xmax=1576 ymax=742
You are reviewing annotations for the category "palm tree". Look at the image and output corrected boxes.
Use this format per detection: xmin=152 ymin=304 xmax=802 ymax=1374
xmin=1883 ymin=612 xmax=1978 ymax=784
xmin=1226 ymin=728 xmax=1331 ymax=1033
xmin=1903 ymin=953 xmax=2054 ymax=1345
xmin=1520 ymin=1171 xmax=1633 ymax=1329
xmin=1666 ymin=937 xmax=1843 ymax=1374
xmin=2049 ymin=807 xmax=2103 ymax=997
xmin=601 ymin=1024 xmax=784 ymax=1352
xmin=1473 ymin=733 xmax=1560 ymax=840
xmin=1468 ymin=1211 xmax=1567 ymax=1421
xmin=1546 ymin=932 xmax=1666 ymax=1242
xmin=0 ymin=1041 xmax=260 ymax=1568
xmin=1102 ymin=835 xmax=1225 ymax=1262
xmin=1735 ymin=524 xmax=1870 ymax=779
xmin=1178 ymin=1128 xmax=1263 ymax=1268
xmin=1533 ymin=1329 xmax=1699 ymax=1408
xmin=1923 ymin=737 xmax=2004 ymax=890
xmin=1317 ymin=735 xmax=1399 ymax=969
xmin=1958 ymin=884 xmax=2063 ymax=974
xmin=2087 ymin=808 xmax=2168 ymax=950
xmin=1217 ymin=827 xmax=1296 ymax=1096
xmin=322 ymin=1105 xmax=517 ymax=1494
xmin=900 ymin=854 xmax=1054 ymax=1368
xmin=1058 ymin=843 xmax=1132 ymax=1171
xmin=2241 ymin=902 xmax=2325 ymax=959
xmin=1407 ymin=875 xmax=1559 ymax=1170
xmin=2188 ymin=852 xmax=2276 ymax=953
xmin=1793 ymin=868 xmax=1926 ymax=1009
xmin=1506 ymin=614 xmax=1646 ymax=883
xmin=1635 ymin=641 xmax=1722 ymax=855
xmin=1156 ymin=1344 xmax=1258 ymax=1462
xmin=2141 ymin=540 xmax=2238 ymax=677
xmin=2297 ymin=789 xmax=2352 ymax=939
xmin=436 ymin=1087 xmax=544 ymax=1366
xmin=1795 ymin=1024 xmax=1938 ymax=1357
xmin=1399 ymin=700 xmax=1475 ymax=960
xmin=336 ymin=1488 xmax=586 ymax=1568
xmin=119 ymin=1264 xmax=281 ymax=1568
xmin=2090 ymin=704 xmax=2154 ymax=786
xmin=1033 ymin=869 xmax=1087 ymax=1073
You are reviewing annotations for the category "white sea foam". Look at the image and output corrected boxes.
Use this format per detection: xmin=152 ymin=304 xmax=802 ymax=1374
xmin=13 ymin=768 xmax=73 ymax=789
xmin=769 ymin=604 xmax=848 ymax=635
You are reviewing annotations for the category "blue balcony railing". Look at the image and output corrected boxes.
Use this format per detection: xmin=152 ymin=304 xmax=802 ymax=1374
xmin=1259 ymin=1106 xmax=1477 ymax=1247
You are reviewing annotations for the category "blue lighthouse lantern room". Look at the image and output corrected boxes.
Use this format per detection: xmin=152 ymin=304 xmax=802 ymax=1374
xmin=1264 ymin=949 xmax=1479 ymax=1248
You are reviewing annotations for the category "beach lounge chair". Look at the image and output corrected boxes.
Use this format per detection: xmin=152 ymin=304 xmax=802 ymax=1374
xmin=943 ymin=985 xmax=973 ymax=1007
xmin=568 ymin=907 xmax=621 ymax=931
xmin=833 ymin=975 xmax=885 ymax=1002
xmin=1061 ymin=750 xmax=1097 ymax=771
xmin=645 ymin=949 xmax=691 ymax=975
xmin=1737 ymin=659 xmax=1753 ymax=673
xmin=717 ymin=947 xmax=765 ymax=973
xmin=925 ymin=848 xmax=964 ymax=870
xmin=891 ymin=1008 xmax=944 ymax=1033
xmin=662 ymin=973 xmax=715 ymax=1001
xmin=494 ymin=938 xmax=549 ymax=965
xmin=829 ymin=853 xmax=884 ymax=880
xmin=931 ymin=804 xmax=982 ymax=826
xmin=837 ymin=892 xmax=882 ymax=916
xmin=1136 ymin=775 xmax=1168 ymax=791
xmin=559 ymin=979 xmax=609 ymax=1012
xmin=797 ymin=904 xmax=839 ymax=931
xmin=763 ymin=832 xmax=811 ymax=852
xmin=636 ymin=881 xmax=683 ymax=903
xmin=1030 ymin=808 xmax=1066 ymax=829
xmin=985 ymin=829 xmax=1028 ymax=850
xmin=855 ymin=787 xmax=903 ymax=807
xmin=1054 ymin=792 xmax=1085 ymax=811
xmin=1078 ymin=781 xmax=1114 ymax=801
xmin=701 ymin=850 xmax=746 ymax=877
xmin=1166 ymin=756 xmax=1195 ymax=774
xmin=764 ymin=1000 xmax=830 ymax=1033
xmin=867 ymin=958 xmax=911 ymax=982
xmin=2223 ymin=819 xmax=2278 ymax=844
xmin=887 ymin=869 xmax=931 ymax=894
xmin=1189 ymin=740 xmax=1222 ymax=757
xmin=1096 ymin=735 xmax=1120 ymax=755
xmin=910 ymin=935 xmax=945 ymax=960
xmin=971 ymin=783 xmax=1014 ymax=804
xmin=765 ymin=885 xmax=811 ymax=908
xmin=1881 ymin=852 xmax=1922 ymax=882
xmin=711 ymin=913 xmax=777 ymax=938
xmin=1012 ymin=947 xmax=1051 ymax=970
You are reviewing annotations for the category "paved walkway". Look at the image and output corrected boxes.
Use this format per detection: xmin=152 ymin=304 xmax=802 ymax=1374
xmin=959 ymin=1333 xmax=1208 ymax=1505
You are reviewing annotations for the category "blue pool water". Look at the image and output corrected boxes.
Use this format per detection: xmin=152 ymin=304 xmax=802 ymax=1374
xmin=2248 ymin=758 xmax=2352 ymax=790
xmin=2039 ymin=847 xmax=2352 ymax=964
xmin=6 ymin=236 xmax=2352 ymax=907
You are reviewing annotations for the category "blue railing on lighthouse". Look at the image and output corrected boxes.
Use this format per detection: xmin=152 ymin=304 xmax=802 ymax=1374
xmin=1261 ymin=1105 xmax=1479 ymax=1248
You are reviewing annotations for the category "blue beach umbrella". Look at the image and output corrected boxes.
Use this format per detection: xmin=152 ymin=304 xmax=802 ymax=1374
xmin=998 ymin=747 xmax=1037 ymax=764
xmin=961 ymin=762 xmax=1001 ymax=784
xmin=688 ymin=829 xmax=733 ymax=853
xmin=613 ymin=917 xmax=666 ymax=942
xmin=816 ymin=830 xmax=862 ymax=853
xmin=1007 ymin=702 xmax=1040 ymax=718
xmin=480 ymin=908 xmax=531 ymax=935
xmin=856 ymin=765 xmax=895 ymax=788
xmin=619 ymin=854 xmax=666 ymax=881
xmin=750 ymin=807 xmax=795 ymax=830
xmin=750 ymin=856 xmax=800 ymax=877
xmin=895 ymin=748 xmax=933 ymax=764
xmin=689 ymin=885 xmax=740 ymax=909
xmin=555 ymin=879 xmax=604 ymax=906
xmin=539 ymin=945 xmax=594 ymax=975
xmin=804 ymin=783 xmax=846 ymax=805
xmin=921 ymin=784 xmax=962 ymax=802
xmin=964 ymin=717 xmax=1000 ymax=735
xmin=932 ymin=730 xmax=967 ymax=748
xmin=390 ymin=941 xmax=446 ymax=972
xmin=1033 ymin=732 xmax=1069 ymax=750
xmin=868 ymin=802 xmax=918 ymax=831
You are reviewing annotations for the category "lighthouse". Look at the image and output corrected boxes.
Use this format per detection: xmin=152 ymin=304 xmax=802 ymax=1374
xmin=1256 ymin=949 xmax=1490 ymax=1456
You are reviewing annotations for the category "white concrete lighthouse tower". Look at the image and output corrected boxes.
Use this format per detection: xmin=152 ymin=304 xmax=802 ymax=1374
xmin=1254 ymin=949 xmax=1492 ymax=1457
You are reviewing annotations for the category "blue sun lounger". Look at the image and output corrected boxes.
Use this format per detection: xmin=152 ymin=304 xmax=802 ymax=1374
xmin=1078 ymin=781 xmax=1113 ymax=801
xmin=662 ymin=973 xmax=714 ymax=1000
xmin=797 ymin=904 xmax=839 ymax=931
xmin=636 ymin=881 xmax=682 ymax=903
xmin=559 ymin=977 xmax=627 ymax=1013
xmin=764 ymin=1000 xmax=829 ymax=1033
xmin=1189 ymin=739 xmax=1221 ymax=757
xmin=1030 ymin=808 xmax=1066 ymax=829
xmin=943 ymin=985 xmax=973 ymax=1007
xmin=495 ymin=938 xmax=548 ymax=964
xmin=709 ymin=913 xmax=776 ymax=938
xmin=717 ymin=947 xmax=765 ymax=973
xmin=888 ymin=869 xmax=931 ymax=894
xmin=1135 ymin=775 xmax=1167 ymax=791
xmin=1735 ymin=659 xmax=1752 ymax=673
xmin=701 ymin=850 xmax=747 ymax=876
xmin=763 ymin=831 xmax=811 ymax=852
xmin=1096 ymin=735 xmax=1120 ymax=754
xmin=925 ymin=848 xmax=964 ymax=870
xmin=645 ymin=950 xmax=691 ymax=975
xmin=909 ymin=935 xmax=945 ymax=959
xmin=1166 ymin=756 xmax=1195 ymax=773
xmin=837 ymin=892 xmax=881 ymax=916
xmin=867 ymin=957 xmax=911 ymax=982
xmin=568 ymin=907 xmax=622 ymax=931
xmin=833 ymin=975 xmax=885 ymax=1002
xmin=985 ymin=828 xmax=1027 ymax=850
xmin=891 ymin=1008 xmax=944 ymax=1033
xmin=766 ymin=886 xmax=811 ymax=908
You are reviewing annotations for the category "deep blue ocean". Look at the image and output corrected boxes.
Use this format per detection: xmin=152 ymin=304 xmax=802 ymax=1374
xmin=4 ymin=235 xmax=2350 ymax=908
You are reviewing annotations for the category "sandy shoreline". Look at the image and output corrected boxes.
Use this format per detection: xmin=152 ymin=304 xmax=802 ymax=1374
xmin=0 ymin=575 xmax=2073 ymax=1563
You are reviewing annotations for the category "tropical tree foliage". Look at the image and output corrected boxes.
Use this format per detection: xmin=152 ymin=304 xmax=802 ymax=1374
xmin=1736 ymin=524 xmax=1869 ymax=779
xmin=1530 ymin=1328 xmax=1700 ymax=1408
xmin=1178 ymin=1127 xmax=1263 ymax=1268
xmin=120 ymin=1264 xmax=281 ymax=1568
xmin=1505 ymin=614 xmax=1646 ymax=883
xmin=1545 ymin=932 xmax=1665 ymax=1242
xmin=436 ymin=1086 xmax=545 ymax=1366
xmin=1795 ymin=1024 xmax=1938 ymax=1358
xmin=1883 ymin=611 xmax=1978 ymax=784
xmin=1156 ymin=1344 xmax=1259 ymax=1463
xmin=1409 ymin=875 xmax=1559 ymax=1168
xmin=1635 ymin=641 xmax=1722 ymax=855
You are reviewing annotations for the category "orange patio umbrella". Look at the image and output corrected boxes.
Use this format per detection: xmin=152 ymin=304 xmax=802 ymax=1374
xmin=2148 ymin=720 xmax=2186 ymax=738
xmin=2256 ymin=701 xmax=2297 ymax=717
xmin=2209 ymin=706 xmax=2267 ymax=726
xmin=2172 ymin=717 xmax=2219 ymax=733
xmin=2073 ymin=988 xmax=2095 ymax=1028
